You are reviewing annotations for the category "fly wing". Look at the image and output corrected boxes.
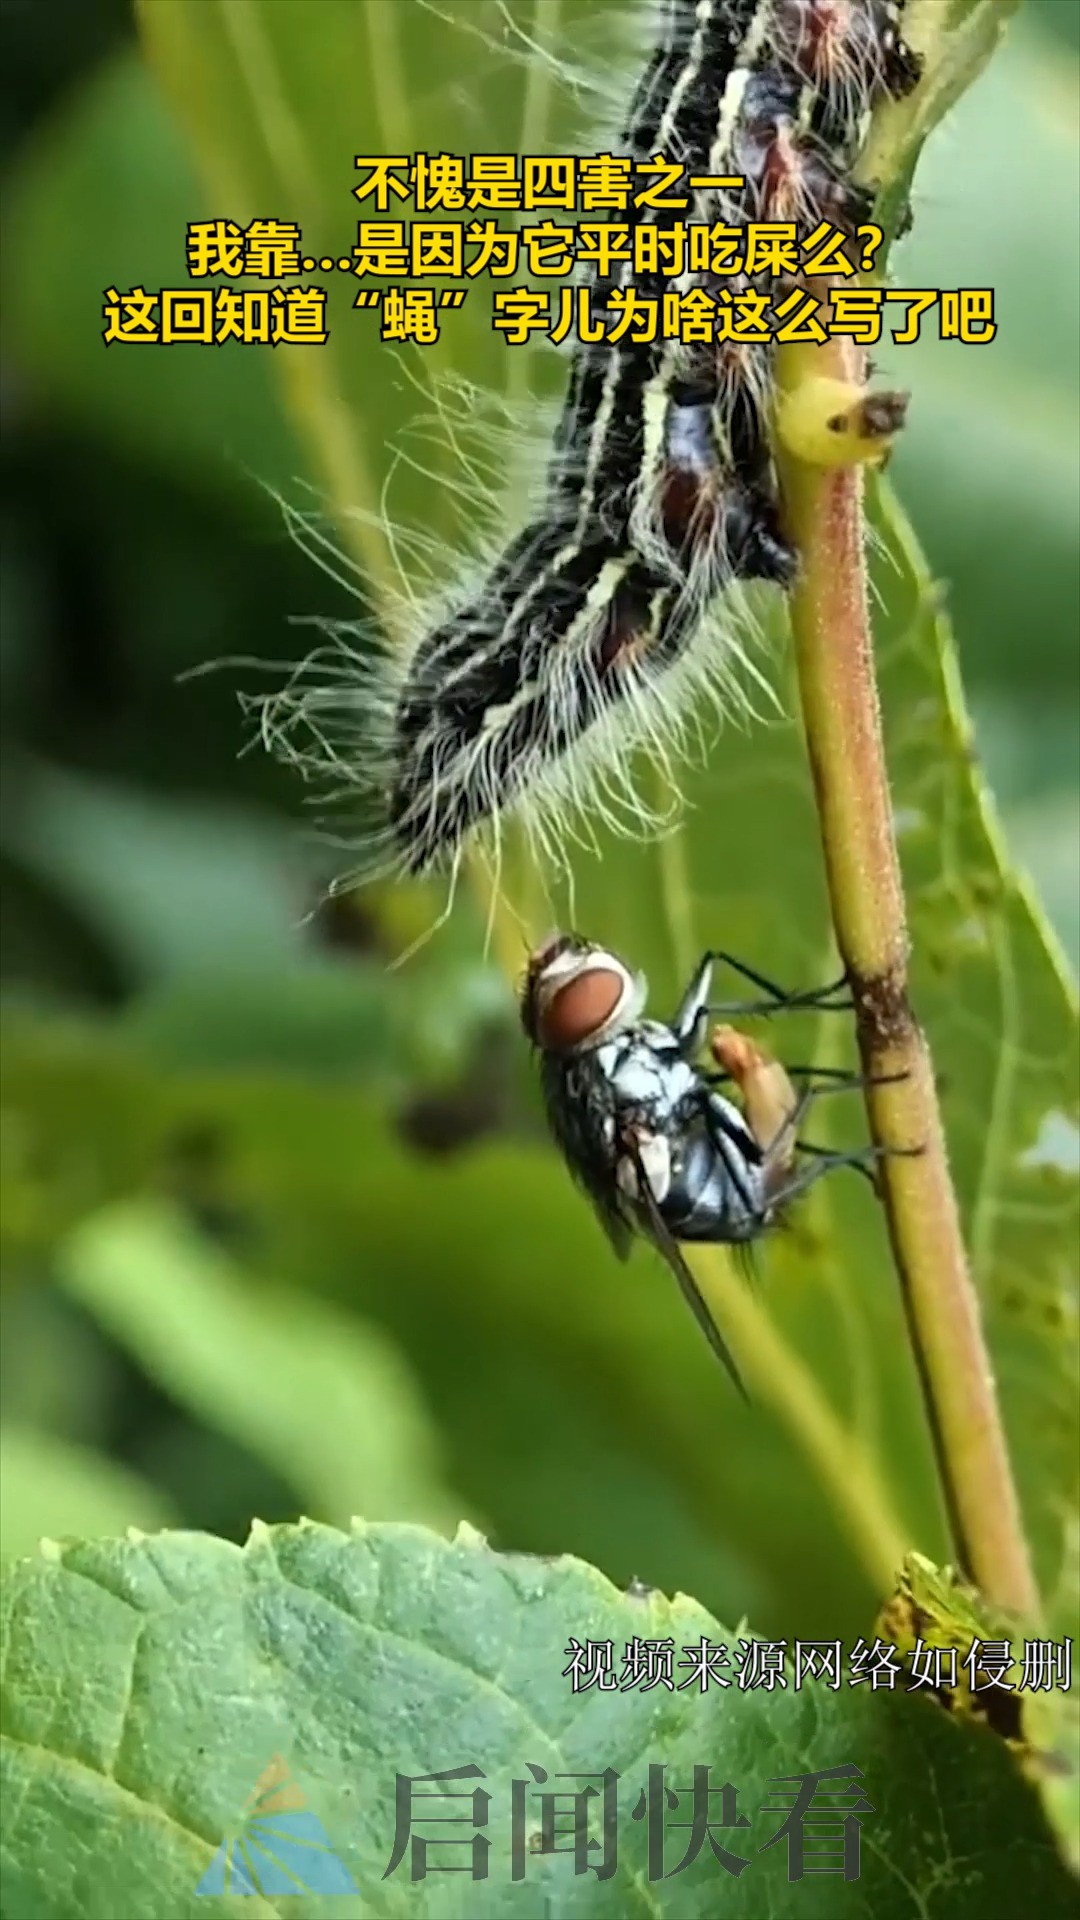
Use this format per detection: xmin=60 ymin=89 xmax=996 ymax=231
xmin=625 ymin=1134 xmax=750 ymax=1403
xmin=539 ymin=1056 xmax=634 ymax=1262
xmin=584 ymin=1181 xmax=635 ymax=1263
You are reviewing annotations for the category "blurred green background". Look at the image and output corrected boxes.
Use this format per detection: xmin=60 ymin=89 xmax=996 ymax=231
xmin=1 ymin=0 xmax=1076 ymax=1648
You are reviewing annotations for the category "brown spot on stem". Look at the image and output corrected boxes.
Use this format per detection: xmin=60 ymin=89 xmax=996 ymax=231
xmin=850 ymin=964 xmax=916 ymax=1051
xmin=855 ymin=390 xmax=910 ymax=439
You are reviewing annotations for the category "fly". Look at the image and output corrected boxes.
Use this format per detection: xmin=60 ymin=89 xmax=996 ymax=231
xmin=520 ymin=931 xmax=892 ymax=1401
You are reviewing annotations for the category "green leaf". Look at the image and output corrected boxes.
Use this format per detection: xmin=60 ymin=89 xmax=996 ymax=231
xmin=546 ymin=477 xmax=1080 ymax=1612
xmin=905 ymin=0 xmax=1024 ymax=149
xmin=3 ymin=0 xmax=1076 ymax=1878
xmin=1 ymin=981 xmax=1071 ymax=1698
xmin=0 ymin=1007 xmax=910 ymax=1637
xmin=2 ymin=761 xmax=301 ymax=984
xmin=57 ymin=1197 xmax=464 ymax=1538
xmin=863 ymin=0 xmax=1024 ymax=237
xmin=890 ymin=12 xmax=1079 ymax=707
xmin=878 ymin=1547 xmax=1080 ymax=1875
xmin=124 ymin=0 xmax=1077 ymax=1619
xmin=1 ymin=1520 xmax=1074 ymax=1920
xmin=869 ymin=490 xmax=1079 ymax=1603
xmin=130 ymin=0 xmax=572 ymax=591
xmin=0 ymin=1428 xmax=176 ymax=1564
xmin=1032 ymin=1515 xmax=1080 ymax=1876
xmin=2 ymin=54 xmax=302 ymax=508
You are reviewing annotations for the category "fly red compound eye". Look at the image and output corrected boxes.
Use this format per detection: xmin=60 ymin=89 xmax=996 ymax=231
xmin=538 ymin=966 xmax=627 ymax=1053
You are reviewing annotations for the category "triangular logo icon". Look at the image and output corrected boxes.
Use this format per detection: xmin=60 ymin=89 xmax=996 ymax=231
xmin=195 ymin=1754 xmax=357 ymax=1897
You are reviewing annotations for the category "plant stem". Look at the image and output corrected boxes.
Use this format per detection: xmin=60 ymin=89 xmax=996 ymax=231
xmin=690 ymin=1247 xmax=909 ymax=1593
xmin=775 ymin=330 xmax=1039 ymax=1621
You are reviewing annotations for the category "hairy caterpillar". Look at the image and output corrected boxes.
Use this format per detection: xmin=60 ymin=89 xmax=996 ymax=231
xmin=259 ymin=0 xmax=921 ymax=889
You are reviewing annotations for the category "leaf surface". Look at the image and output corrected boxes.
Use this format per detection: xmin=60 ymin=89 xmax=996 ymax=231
xmin=2 ymin=1520 xmax=1074 ymax=1919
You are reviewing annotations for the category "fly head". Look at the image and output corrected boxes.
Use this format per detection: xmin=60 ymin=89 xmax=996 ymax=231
xmin=520 ymin=931 xmax=646 ymax=1055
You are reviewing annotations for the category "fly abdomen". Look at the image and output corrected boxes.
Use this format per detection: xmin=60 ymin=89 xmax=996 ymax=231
xmin=661 ymin=1120 xmax=766 ymax=1243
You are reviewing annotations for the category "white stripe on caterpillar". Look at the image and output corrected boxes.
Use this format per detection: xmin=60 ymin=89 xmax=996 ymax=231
xmin=255 ymin=0 xmax=920 ymax=888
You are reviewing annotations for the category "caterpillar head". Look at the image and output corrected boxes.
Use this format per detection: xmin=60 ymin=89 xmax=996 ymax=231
xmin=520 ymin=932 xmax=645 ymax=1055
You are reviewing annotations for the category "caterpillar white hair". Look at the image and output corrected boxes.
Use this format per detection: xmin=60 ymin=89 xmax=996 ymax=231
xmin=254 ymin=0 xmax=921 ymax=886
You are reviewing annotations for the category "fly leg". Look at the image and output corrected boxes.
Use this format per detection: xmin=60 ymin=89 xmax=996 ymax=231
xmin=757 ymin=1143 xmax=891 ymax=1214
xmin=712 ymin=1042 xmax=914 ymax=1198
xmin=708 ymin=1026 xmax=816 ymax=1180
xmin=777 ymin=1069 xmax=912 ymax=1191
xmin=758 ymin=1125 xmax=924 ymax=1209
xmin=670 ymin=949 xmax=851 ymax=1056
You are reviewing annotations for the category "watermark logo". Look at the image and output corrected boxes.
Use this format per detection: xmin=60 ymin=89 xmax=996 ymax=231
xmin=195 ymin=1753 xmax=357 ymax=1898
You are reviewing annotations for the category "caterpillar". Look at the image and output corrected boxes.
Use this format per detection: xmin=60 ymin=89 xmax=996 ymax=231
xmin=257 ymin=0 xmax=921 ymax=889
